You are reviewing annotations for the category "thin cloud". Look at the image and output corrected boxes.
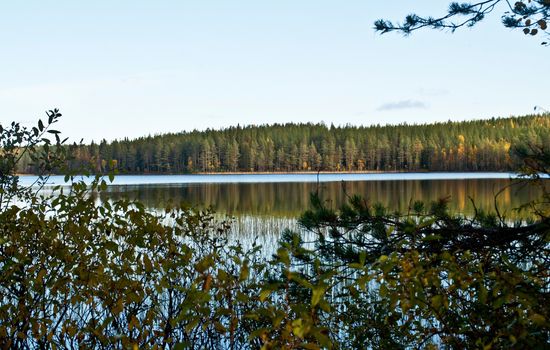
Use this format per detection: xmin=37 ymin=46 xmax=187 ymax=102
xmin=416 ymin=88 xmax=449 ymax=97
xmin=377 ymin=100 xmax=428 ymax=111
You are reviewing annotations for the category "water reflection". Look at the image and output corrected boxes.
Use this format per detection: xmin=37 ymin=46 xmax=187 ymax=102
xmin=101 ymin=179 xmax=543 ymax=219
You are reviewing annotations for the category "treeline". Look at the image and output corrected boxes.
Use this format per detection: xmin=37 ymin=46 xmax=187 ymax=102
xmin=20 ymin=114 xmax=550 ymax=174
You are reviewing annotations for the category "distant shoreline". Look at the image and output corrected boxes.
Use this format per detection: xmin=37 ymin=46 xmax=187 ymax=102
xmin=190 ymin=170 xmax=512 ymax=175
xmin=16 ymin=170 xmax=515 ymax=177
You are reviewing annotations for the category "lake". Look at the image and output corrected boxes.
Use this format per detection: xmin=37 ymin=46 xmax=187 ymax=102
xmin=18 ymin=173 xmax=545 ymax=251
xmin=18 ymin=172 xmax=543 ymax=217
xmin=19 ymin=172 xmax=520 ymax=186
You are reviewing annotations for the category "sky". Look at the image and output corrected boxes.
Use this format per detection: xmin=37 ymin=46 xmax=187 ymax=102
xmin=0 ymin=0 xmax=547 ymax=142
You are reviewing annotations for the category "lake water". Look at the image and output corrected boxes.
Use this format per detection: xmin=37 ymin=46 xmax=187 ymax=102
xmin=19 ymin=172 xmax=518 ymax=186
xmin=18 ymin=172 xmax=543 ymax=217
xmin=18 ymin=173 xmax=545 ymax=251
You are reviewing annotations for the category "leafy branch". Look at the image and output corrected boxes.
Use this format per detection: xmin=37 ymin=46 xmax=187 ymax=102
xmin=375 ymin=1 xmax=550 ymax=45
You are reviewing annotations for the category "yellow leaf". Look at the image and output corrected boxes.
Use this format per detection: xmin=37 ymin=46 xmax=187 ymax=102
xmin=292 ymin=319 xmax=306 ymax=338
xmin=36 ymin=268 xmax=47 ymax=284
xmin=143 ymin=254 xmax=153 ymax=273
xmin=530 ymin=313 xmax=546 ymax=326
xmin=112 ymin=299 xmax=124 ymax=315
xmin=128 ymin=315 xmax=140 ymax=331
xmin=202 ymin=274 xmax=212 ymax=292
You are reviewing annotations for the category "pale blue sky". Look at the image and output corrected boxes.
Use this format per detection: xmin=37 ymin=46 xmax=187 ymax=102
xmin=0 ymin=1 xmax=547 ymax=142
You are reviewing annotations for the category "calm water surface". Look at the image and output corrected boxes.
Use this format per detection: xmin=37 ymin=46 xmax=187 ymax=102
xmin=19 ymin=173 xmax=545 ymax=250
xmin=19 ymin=173 xmax=542 ymax=217
xmin=20 ymin=172 xmax=517 ymax=186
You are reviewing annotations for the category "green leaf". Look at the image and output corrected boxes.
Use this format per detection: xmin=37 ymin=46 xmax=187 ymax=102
xmin=248 ymin=328 xmax=267 ymax=340
xmin=422 ymin=234 xmax=443 ymax=241
xmin=105 ymin=241 xmax=119 ymax=252
xmin=239 ymin=262 xmax=249 ymax=281
xmin=174 ymin=342 xmax=191 ymax=350
xmin=259 ymin=289 xmax=272 ymax=302
xmin=359 ymin=250 xmax=367 ymax=265
xmin=276 ymin=247 xmax=290 ymax=265
xmin=431 ymin=295 xmax=443 ymax=309
xmin=311 ymin=286 xmax=325 ymax=306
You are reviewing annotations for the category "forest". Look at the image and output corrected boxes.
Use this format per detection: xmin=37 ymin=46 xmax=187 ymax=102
xmin=17 ymin=113 xmax=550 ymax=174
